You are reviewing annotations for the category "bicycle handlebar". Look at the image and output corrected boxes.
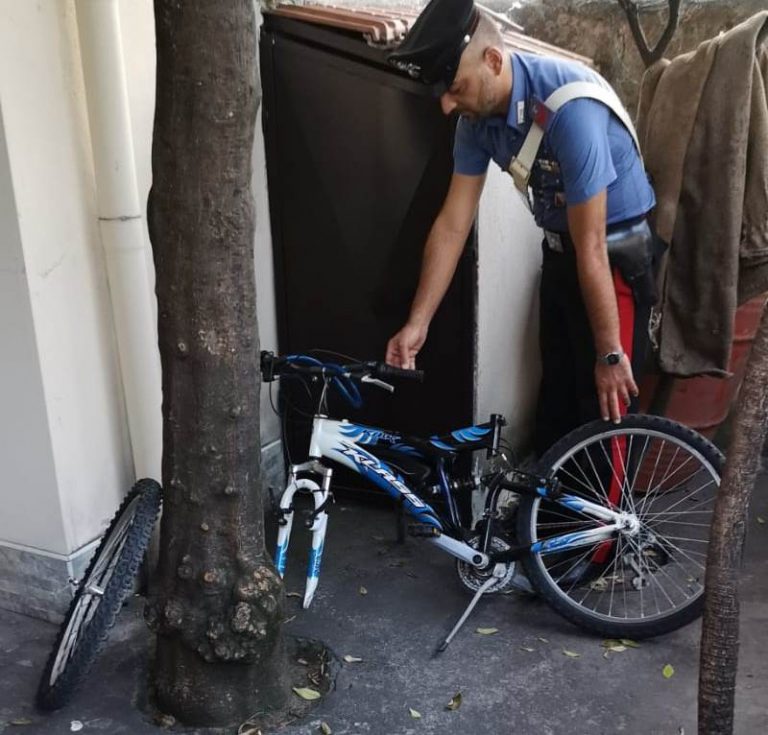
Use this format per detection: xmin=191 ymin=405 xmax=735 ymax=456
xmin=260 ymin=351 xmax=424 ymax=384
xmin=370 ymin=362 xmax=424 ymax=383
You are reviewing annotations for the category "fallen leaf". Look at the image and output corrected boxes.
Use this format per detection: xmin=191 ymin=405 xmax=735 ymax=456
xmin=283 ymin=615 xmax=296 ymax=624
xmin=603 ymin=650 xmax=610 ymax=659
xmin=371 ymin=534 xmax=386 ymax=542
xmin=408 ymin=708 xmax=422 ymax=719
xmin=286 ymin=592 xmax=302 ymax=598
xmin=359 ymin=586 xmax=368 ymax=596
xmin=297 ymin=658 xmax=309 ymax=666
xmin=758 ymin=517 xmax=765 ymax=525
xmin=70 ymin=723 xmax=84 ymax=733
xmin=293 ymin=687 xmax=321 ymax=701
xmin=476 ymin=627 xmax=499 ymax=635
xmin=446 ymin=692 xmax=462 ymax=711
xmin=589 ymin=577 xmax=609 ymax=591
xmin=239 ymin=728 xmax=262 ymax=735
xmin=154 ymin=713 xmax=176 ymax=728
xmin=537 ymin=636 xmax=549 ymax=643
xmin=520 ymin=646 xmax=535 ymax=652
xmin=10 ymin=719 xmax=33 ymax=726
xmin=320 ymin=722 xmax=332 ymax=735
xmin=562 ymin=649 xmax=581 ymax=658
xmin=343 ymin=655 xmax=363 ymax=663
xmin=620 ymin=639 xmax=640 ymax=648
xmin=602 ymin=640 xmax=627 ymax=653
xmin=662 ymin=664 xmax=675 ymax=679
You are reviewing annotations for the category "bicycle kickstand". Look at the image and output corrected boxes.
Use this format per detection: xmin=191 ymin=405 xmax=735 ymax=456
xmin=274 ymin=465 xmax=332 ymax=609
xmin=436 ymin=563 xmax=508 ymax=653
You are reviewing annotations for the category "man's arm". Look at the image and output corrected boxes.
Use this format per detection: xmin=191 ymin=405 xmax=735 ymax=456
xmin=567 ymin=190 xmax=638 ymax=423
xmin=386 ymin=172 xmax=486 ymax=369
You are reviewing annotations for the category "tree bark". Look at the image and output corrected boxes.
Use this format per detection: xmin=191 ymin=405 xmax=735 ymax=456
xmin=698 ymin=301 xmax=768 ymax=734
xmin=146 ymin=0 xmax=289 ymax=726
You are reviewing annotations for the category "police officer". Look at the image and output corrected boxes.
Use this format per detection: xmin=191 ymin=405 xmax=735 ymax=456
xmin=385 ymin=0 xmax=658 ymax=455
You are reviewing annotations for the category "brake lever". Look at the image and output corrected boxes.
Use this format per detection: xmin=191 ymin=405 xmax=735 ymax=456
xmin=361 ymin=375 xmax=394 ymax=393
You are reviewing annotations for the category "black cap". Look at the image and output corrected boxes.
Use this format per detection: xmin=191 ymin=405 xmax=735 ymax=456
xmin=388 ymin=0 xmax=480 ymax=95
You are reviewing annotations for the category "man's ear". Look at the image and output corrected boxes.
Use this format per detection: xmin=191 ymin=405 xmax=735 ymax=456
xmin=483 ymin=46 xmax=504 ymax=75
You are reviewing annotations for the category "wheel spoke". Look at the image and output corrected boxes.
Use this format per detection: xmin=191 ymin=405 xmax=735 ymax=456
xmin=524 ymin=420 xmax=721 ymax=632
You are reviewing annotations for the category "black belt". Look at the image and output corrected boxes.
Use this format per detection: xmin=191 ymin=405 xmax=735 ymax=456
xmin=543 ymin=214 xmax=648 ymax=254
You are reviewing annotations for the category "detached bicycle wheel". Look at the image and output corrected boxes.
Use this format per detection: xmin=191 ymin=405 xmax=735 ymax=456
xmin=517 ymin=415 xmax=723 ymax=639
xmin=36 ymin=478 xmax=161 ymax=711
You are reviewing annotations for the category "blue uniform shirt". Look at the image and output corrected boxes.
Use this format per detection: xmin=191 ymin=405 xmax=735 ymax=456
xmin=453 ymin=53 xmax=656 ymax=232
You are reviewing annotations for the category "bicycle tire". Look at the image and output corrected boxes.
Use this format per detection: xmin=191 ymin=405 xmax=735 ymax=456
xmin=36 ymin=478 xmax=162 ymax=711
xmin=517 ymin=415 xmax=723 ymax=639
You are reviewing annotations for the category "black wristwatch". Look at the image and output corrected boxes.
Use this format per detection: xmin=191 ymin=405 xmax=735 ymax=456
xmin=598 ymin=350 xmax=624 ymax=366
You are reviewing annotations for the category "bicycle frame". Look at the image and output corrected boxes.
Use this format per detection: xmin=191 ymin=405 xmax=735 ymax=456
xmin=275 ymin=415 xmax=629 ymax=608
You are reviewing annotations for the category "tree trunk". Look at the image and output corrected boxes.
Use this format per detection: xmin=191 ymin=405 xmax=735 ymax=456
xmin=698 ymin=302 xmax=768 ymax=734
xmin=146 ymin=0 xmax=289 ymax=726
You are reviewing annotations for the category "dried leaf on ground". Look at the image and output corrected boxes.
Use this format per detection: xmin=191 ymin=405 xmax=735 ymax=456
xmin=602 ymin=640 xmax=628 ymax=653
xmin=343 ymin=655 xmax=363 ymax=663
xmin=154 ymin=713 xmax=176 ymax=728
xmin=297 ymin=658 xmax=309 ymax=666
xmin=286 ymin=592 xmax=302 ymax=598
xmin=293 ymin=687 xmax=321 ymax=701
xmin=662 ymin=664 xmax=675 ymax=679
xmin=70 ymin=723 xmax=84 ymax=733
xmin=9 ymin=719 xmax=33 ymax=726
xmin=476 ymin=627 xmax=499 ymax=635
xmin=536 ymin=636 xmax=549 ymax=643
xmin=359 ymin=586 xmax=368 ymax=596
xmin=620 ymin=639 xmax=640 ymax=648
xmin=320 ymin=722 xmax=332 ymax=734
xmin=446 ymin=692 xmax=463 ymax=711
xmin=520 ymin=646 xmax=535 ymax=652
xmin=562 ymin=649 xmax=581 ymax=658
xmin=758 ymin=516 xmax=766 ymax=525
xmin=409 ymin=708 xmax=422 ymax=719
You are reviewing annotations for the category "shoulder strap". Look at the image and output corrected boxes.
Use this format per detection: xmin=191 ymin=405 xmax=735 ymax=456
xmin=508 ymin=80 xmax=641 ymax=194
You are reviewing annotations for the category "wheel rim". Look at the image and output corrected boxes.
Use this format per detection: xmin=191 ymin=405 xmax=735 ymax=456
xmin=48 ymin=495 xmax=140 ymax=686
xmin=529 ymin=427 xmax=720 ymax=626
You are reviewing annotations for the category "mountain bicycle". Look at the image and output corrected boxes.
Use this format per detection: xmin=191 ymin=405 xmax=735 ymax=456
xmin=263 ymin=350 xmax=724 ymax=650
xmin=36 ymin=349 xmax=725 ymax=711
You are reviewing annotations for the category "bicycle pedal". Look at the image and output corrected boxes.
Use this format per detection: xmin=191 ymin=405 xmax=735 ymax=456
xmin=407 ymin=524 xmax=441 ymax=538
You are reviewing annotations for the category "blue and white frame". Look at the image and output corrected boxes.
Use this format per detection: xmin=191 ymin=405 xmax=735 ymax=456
xmin=274 ymin=417 xmax=628 ymax=608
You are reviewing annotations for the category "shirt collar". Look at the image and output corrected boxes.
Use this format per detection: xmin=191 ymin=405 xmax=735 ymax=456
xmin=506 ymin=53 xmax=528 ymax=132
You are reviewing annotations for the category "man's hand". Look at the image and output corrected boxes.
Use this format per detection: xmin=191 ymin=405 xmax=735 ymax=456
xmin=595 ymin=354 xmax=639 ymax=423
xmin=386 ymin=322 xmax=428 ymax=370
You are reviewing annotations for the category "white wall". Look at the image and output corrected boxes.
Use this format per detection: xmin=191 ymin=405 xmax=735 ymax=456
xmin=476 ymin=165 xmax=543 ymax=450
xmin=0 ymin=106 xmax=66 ymax=552
xmin=0 ymin=0 xmax=132 ymax=554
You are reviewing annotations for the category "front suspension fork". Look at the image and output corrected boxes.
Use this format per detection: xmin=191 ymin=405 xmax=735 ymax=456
xmin=274 ymin=460 xmax=333 ymax=609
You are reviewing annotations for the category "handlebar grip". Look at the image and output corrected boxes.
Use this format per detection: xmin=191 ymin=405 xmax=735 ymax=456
xmin=375 ymin=363 xmax=425 ymax=383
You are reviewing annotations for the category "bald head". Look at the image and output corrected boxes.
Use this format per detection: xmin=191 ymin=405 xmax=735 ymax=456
xmin=440 ymin=12 xmax=511 ymax=120
xmin=464 ymin=11 xmax=505 ymax=67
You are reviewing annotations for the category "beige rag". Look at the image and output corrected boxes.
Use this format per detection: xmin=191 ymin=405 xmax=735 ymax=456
xmin=637 ymin=11 xmax=768 ymax=377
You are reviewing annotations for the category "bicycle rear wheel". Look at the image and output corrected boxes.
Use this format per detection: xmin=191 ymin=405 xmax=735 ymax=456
xmin=517 ymin=415 xmax=723 ymax=639
xmin=36 ymin=478 xmax=161 ymax=711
